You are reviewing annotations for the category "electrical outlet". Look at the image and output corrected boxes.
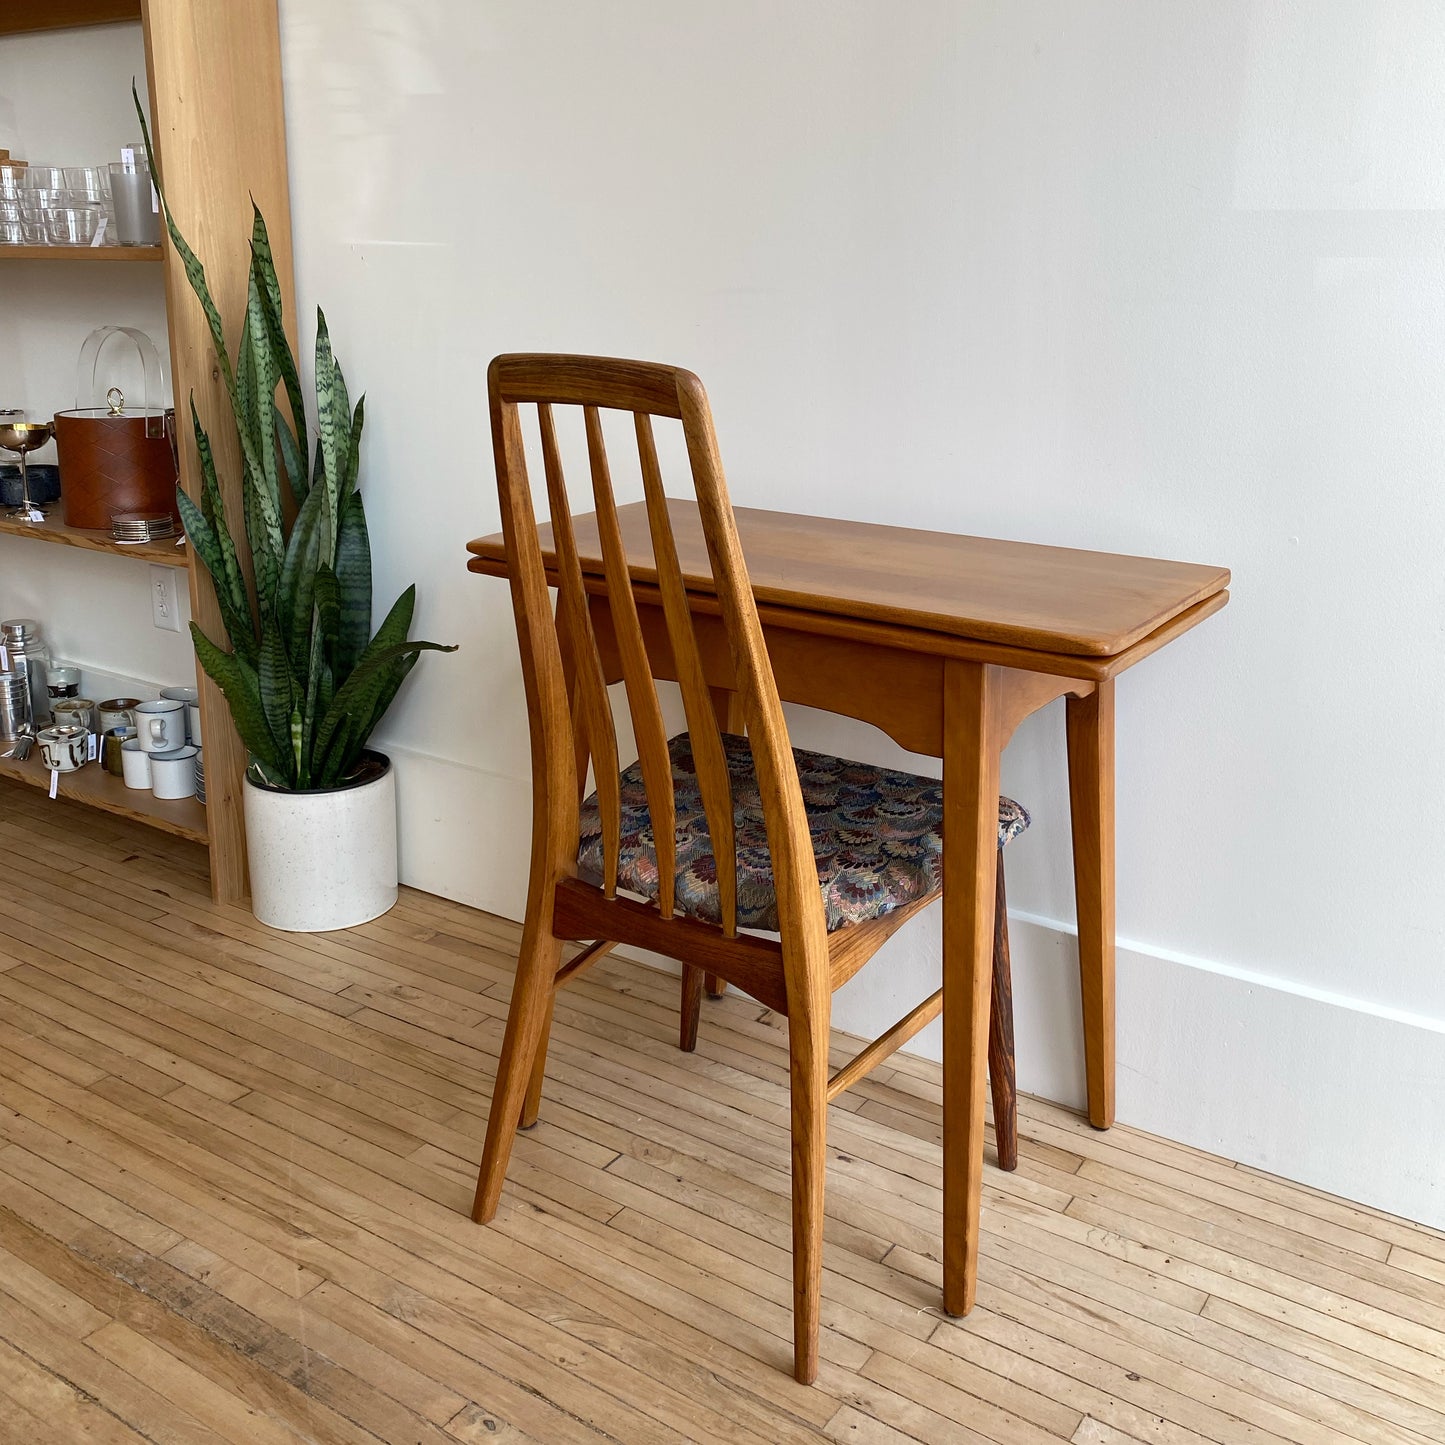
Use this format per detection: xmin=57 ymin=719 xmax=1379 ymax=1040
xmin=150 ymin=564 xmax=181 ymax=632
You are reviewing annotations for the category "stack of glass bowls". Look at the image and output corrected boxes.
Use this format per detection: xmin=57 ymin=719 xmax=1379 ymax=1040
xmin=0 ymin=164 xmax=116 ymax=247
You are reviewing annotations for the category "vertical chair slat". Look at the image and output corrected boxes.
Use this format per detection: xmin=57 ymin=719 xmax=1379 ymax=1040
xmin=635 ymin=413 xmax=739 ymax=937
xmin=585 ymin=405 xmax=678 ymax=917
xmin=539 ymin=404 xmax=621 ymax=894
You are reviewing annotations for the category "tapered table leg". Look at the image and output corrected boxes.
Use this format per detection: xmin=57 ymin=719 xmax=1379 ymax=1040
xmin=1066 ymin=679 xmax=1116 ymax=1130
xmin=941 ymin=660 xmax=1002 ymax=1316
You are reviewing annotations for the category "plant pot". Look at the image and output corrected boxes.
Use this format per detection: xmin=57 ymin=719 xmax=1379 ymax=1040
xmin=242 ymin=749 xmax=399 ymax=932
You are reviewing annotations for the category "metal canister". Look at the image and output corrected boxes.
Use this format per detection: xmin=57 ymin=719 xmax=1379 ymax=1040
xmin=0 ymin=618 xmax=53 ymax=728
xmin=0 ymin=670 xmax=29 ymax=740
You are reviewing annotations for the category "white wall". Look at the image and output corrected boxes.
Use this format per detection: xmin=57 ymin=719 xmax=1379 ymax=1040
xmin=232 ymin=1 xmax=1445 ymax=1226
xmin=0 ymin=23 xmax=195 ymax=698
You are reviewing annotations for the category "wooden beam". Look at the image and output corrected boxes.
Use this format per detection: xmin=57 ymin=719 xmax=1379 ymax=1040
xmin=826 ymin=987 xmax=942 ymax=1101
xmin=141 ymin=0 xmax=297 ymax=904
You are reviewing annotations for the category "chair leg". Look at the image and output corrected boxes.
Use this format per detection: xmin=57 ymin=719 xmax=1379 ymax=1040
xmin=472 ymin=923 xmax=561 ymax=1223
xmin=988 ymin=848 xmax=1019 ymax=1173
xmin=704 ymin=971 xmax=726 ymax=998
xmin=787 ymin=1002 xmax=830 ymax=1386
xmin=520 ymin=992 xmax=556 ymax=1128
xmin=680 ymin=963 xmax=704 ymax=1051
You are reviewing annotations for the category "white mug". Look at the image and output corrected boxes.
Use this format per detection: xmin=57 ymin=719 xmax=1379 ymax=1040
xmin=161 ymin=686 xmax=202 ymax=746
xmin=120 ymin=737 xmax=152 ymax=789
xmin=149 ymin=744 xmax=198 ymax=800
xmin=136 ymin=697 xmax=186 ymax=753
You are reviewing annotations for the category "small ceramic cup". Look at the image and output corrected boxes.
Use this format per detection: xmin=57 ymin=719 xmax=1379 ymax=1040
xmin=46 ymin=665 xmax=81 ymax=700
xmin=136 ymin=697 xmax=186 ymax=753
xmin=149 ymin=743 xmax=198 ymax=800
xmin=161 ymin=686 xmax=201 ymax=746
xmin=120 ymin=737 xmax=152 ymax=789
xmin=38 ymin=724 xmax=89 ymax=772
xmin=102 ymin=724 xmax=137 ymax=776
xmin=52 ymin=696 xmax=98 ymax=733
xmin=98 ymin=697 xmax=141 ymax=733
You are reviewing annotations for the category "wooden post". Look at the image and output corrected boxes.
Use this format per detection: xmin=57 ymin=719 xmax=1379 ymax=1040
xmin=141 ymin=0 xmax=297 ymax=904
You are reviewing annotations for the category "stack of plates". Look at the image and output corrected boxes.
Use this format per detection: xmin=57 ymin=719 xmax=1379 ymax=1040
xmin=111 ymin=512 xmax=175 ymax=544
xmin=194 ymin=749 xmax=206 ymax=805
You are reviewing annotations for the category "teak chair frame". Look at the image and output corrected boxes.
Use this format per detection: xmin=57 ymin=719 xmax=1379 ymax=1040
xmin=471 ymin=353 xmax=993 ymax=1384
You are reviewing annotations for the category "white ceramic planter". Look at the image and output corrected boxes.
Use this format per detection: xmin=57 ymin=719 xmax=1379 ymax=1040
xmin=243 ymin=751 xmax=399 ymax=932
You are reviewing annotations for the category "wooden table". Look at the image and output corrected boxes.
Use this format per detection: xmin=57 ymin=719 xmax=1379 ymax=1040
xmin=467 ymin=501 xmax=1230 ymax=1315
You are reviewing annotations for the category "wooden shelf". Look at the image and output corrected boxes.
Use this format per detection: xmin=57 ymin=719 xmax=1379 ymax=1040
xmin=0 ymin=245 xmax=162 ymax=262
xmin=0 ymin=747 xmax=207 ymax=843
xmin=0 ymin=1 xmax=140 ymax=36
xmin=0 ymin=509 xmax=185 ymax=566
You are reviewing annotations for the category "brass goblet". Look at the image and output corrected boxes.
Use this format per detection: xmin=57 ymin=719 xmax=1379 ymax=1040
xmin=0 ymin=417 xmax=55 ymax=523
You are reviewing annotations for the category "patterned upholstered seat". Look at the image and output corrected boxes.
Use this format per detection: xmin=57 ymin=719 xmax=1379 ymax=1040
xmin=578 ymin=732 xmax=1029 ymax=933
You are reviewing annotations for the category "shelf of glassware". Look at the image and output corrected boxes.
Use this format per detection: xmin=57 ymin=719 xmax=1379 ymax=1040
xmin=0 ymin=244 xmax=162 ymax=261
xmin=0 ymin=746 xmax=207 ymax=844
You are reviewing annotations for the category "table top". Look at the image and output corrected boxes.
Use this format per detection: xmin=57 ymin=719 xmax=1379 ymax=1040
xmin=467 ymin=500 xmax=1230 ymax=659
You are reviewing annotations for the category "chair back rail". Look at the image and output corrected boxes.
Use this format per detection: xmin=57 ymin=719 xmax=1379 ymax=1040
xmin=487 ymin=354 xmax=828 ymax=992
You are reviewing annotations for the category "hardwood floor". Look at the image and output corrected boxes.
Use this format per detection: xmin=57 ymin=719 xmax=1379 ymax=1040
xmin=1 ymin=780 xmax=1443 ymax=1444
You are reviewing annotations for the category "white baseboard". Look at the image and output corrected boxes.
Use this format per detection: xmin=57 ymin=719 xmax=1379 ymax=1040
xmin=372 ymin=741 xmax=1445 ymax=1232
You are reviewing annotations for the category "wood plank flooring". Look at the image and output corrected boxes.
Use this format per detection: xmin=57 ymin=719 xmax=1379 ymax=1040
xmin=1 ymin=779 xmax=1443 ymax=1444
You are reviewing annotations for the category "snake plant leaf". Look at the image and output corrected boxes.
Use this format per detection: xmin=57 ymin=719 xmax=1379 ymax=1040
xmin=176 ymin=488 xmax=257 ymax=666
xmin=250 ymin=204 xmax=308 ymax=469
xmin=334 ymin=488 xmax=372 ymax=678
xmin=189 ymin=399 xmax=249 ymax=625
xmin=135 ymin=86 xmax=236 ymax=413
xmin=258 ymin=621 xmax=298 ymax=785
xmin=277 ymin=478 xmax=328 ymax=668
xmin=190 ymin=622 xmax=284 ymax=775
xmin=312 ymin=562 xmax=342 ymax=660
xmin=244 ymin=263 xmax=286 ymax=561
xmin=314 ymin=309 xmax=352 ymax=549
xmin=342 ymin=394 xmax=365 ymax=507
xmin=275 ymin=403 xmax=307 ymax=508
xmin=315 ymin=639 xmax=454 ymax=786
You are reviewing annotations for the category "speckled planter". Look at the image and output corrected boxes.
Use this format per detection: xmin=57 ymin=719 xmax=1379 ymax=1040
xmin=243 ymin=751 xmax=399 ymax=932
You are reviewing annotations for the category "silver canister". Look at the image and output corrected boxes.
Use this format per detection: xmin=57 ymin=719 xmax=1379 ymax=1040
xmin=0 ymin=669 xmax=29 ymax=740
xmin=0 ymin=618 xmax=51 ymax=728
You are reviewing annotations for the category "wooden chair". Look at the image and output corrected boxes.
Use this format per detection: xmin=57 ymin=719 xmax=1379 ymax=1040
xmin=471 ymin=353 xmax=1031 ymax=1384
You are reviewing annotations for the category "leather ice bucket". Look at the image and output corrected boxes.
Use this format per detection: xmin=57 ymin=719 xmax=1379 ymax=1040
xmin=53 ymin=326 xmax=179 ymax=530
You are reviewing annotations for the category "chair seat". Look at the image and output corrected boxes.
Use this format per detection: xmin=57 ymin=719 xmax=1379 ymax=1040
xmin=577 ymin=732 xmax=1029 ymax=933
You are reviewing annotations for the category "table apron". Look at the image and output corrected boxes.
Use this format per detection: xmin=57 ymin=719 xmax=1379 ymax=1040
xmin=588 ymin=594 xmax=1089 ymax=758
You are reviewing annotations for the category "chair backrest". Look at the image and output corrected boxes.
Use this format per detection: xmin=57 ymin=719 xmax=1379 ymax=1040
xmin=487 ymin=354 xmax=828 ymax=974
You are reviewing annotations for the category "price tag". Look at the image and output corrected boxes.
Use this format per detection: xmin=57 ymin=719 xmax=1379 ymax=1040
xmin=0 ymin=645 xmax=8 ymax=670
xmin=86 ymin=733 xmax=98 ymax=762
xmin=49 ymin=769 xmax=59 ymax=799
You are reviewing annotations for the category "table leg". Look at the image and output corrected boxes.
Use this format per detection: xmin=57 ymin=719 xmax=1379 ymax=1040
xmin=941 ymin=659 xmax=1002 ymax=1316
xmin=1066 ymin=679 xmax=1116 ymax=1130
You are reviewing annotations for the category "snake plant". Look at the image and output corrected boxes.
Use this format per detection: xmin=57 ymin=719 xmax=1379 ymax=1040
xmin=138 ymin=98 xmax=454 ymax=790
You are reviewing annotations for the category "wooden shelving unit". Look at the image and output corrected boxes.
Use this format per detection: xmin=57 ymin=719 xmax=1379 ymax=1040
xmin=0 ymin=509 xmax=185 ymax=565
xmin=0 ymin=244 xmax=162 ymax=261
xmin=0 ymin=745 xmax=207 ymax=843
xmin=0 ymin=1 xmax=140 ymax=37
xmin=0 ymin=0 xmax=296 ymax=904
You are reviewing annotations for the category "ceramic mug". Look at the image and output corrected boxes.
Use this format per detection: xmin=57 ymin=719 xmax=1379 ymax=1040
xmin=98 ymin=697 xmax=141 ymax=733
xmin=161 ymin=686 xmax=202 ymax=745
xmin=38 ymin=724 xmax=89 ymax=772
xmin=102 ymin=724 xmax=136 ymax=776
xmin=120 ymin=737 xmax=152 ymax=789
xmin=46 ymin=665 xmax=80 ymax=700
xmin=52 ymin=697 xmax=98 ymax=733
xmin=136 ymin=697 xmax=186 ymax=753
xmin=187 ymin=701 xmax=203 ymax=748
xmin=149 ymin=744 xmax=198 ymax=800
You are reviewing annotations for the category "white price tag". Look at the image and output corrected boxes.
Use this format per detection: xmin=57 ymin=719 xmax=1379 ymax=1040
xmin=49 ymin=769 xmax=59 ymax=799
xmin=0 ymin=645 xmax=8 ymax=670
xmin=86 ymin=733 xmax=98 ymax=762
